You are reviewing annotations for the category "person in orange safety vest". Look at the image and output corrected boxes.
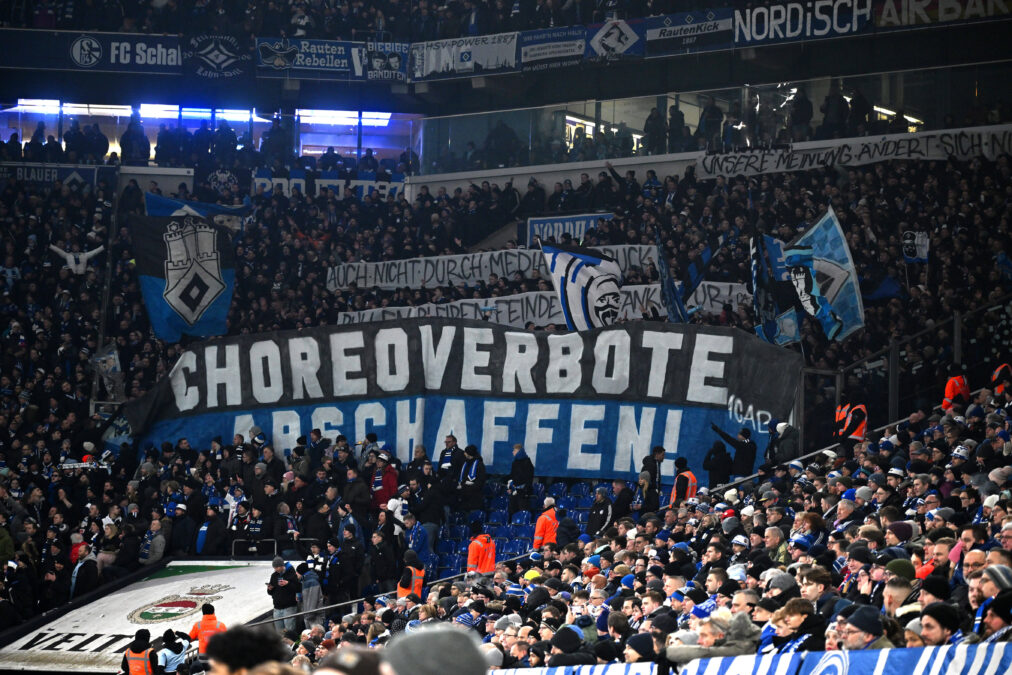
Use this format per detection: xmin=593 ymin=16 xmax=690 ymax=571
xmin=120 ymin=629 xmax=158 ymax=675
xmin=993 ymin=363 xmax=1010 ymax=396
xmin=189 ymin=603 xmax=227 ymax=655
xmin=533 ymin=498 xmax=559 ymax=549
xmin=466 ymin=521 xmax=496 ymax=575
xmin=942 ymin=370 xmax=970 ymax=411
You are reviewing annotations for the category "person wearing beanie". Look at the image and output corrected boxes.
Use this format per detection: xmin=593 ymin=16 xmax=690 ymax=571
xmin=840 ymin=605 xmax=893 ymax=650
xmin=885 ymin=558 xmax=917 ymax=582
xmin=920 ymin=574 xmax=951 ymax=603
xmin=156 ymin=629 xmax=192 ymax=674
xmin=904 ymin=618 xmax=925 ymax=647
xmin=386 ymin=625 xmax=488 ymax=675
xmin=983 ymin=589 xmax=1012 ymax=643
xmin=121 ymin=629 xmax=157 ymax=675
xmin=547 ymin=626 xmax=594 ymax=666
xmin=624 ymin=632 xmax=656 ymax=662
xmin=885 ymin=521 xmax=913 ymax=545
xmin=983 ymin=565 xmax=1012 ymax=599
xmin=268 ymin=556 xmax=301 ymax=632
xmin=920 ymin=601 xmax=970 ymax=645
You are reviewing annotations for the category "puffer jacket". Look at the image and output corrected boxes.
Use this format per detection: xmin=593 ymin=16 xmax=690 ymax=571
xmin=666 ymin=612 xmax=761 ymax=664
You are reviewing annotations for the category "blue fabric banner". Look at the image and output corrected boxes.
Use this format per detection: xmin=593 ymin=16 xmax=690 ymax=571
xmin=733 ymin=0 xmax=875 ymax=46
xmin=256 ymin=38 xmax=408 ymax=81
xmin=123 ymin=319 xmax=801 ymax=481
xmin=526 ymin=213 xmax=614 ymax=245
xmin=798 ymin=643 xmax=1012 ymax=675
xmin=643 ymin=9 xmax=735 ymax=57
xmin=0 ymin=29 xmax=181 ymax=74
xmin=0 ymin=162 xmax=117 ymax=192
xmin=788 ymin=207 xmax=865 ymax=340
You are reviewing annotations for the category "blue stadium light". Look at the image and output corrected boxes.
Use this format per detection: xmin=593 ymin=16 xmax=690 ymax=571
xmin=296 ymin=109 xmax=392 ymax=127
xmin=139 ymin=104 xmax=180 ymax=119
xmin=14 ymin=99 xmax=62 ymax=114
xmin=215 ymin=109 xmax=253 ymax=123
xmin=181 ymin=108 xmax=213 ymax=119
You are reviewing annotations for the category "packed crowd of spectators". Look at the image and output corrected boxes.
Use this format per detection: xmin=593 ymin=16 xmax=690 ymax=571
xmin=4 ymin=0 xmax=727 ymax=41
xmin=72 ymin=390 xmax=1012 ymax=675
xmin=2 ymin=111 xmax=1012 ymax=640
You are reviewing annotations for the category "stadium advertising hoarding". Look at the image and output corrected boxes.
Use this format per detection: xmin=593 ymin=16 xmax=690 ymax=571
xmin=0 ymin=561 xmax=276 ymax=673
xmin=694 ymin=123 xmax=1012 ymax=179
xmin=874 ymin=0 xmax=1012 ymax=30
xmin=0 ymin=29 xmax=181 ymax=74
xmin=324 ymin=245 xmax=657 ymax=291
xmin=733 ymin=0 xmax=876 ymax=45
xmin=122 ymin=319 xmax=802 ymax=482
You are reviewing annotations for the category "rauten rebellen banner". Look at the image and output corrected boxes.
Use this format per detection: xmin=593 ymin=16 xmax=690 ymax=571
xmin=124 ymin=319 xmax=801 ymax=482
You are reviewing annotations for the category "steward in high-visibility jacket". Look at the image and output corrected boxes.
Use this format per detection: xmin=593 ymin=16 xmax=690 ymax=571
xmin=397 ymin=549 xmax=425 ymax=598
xmin=467 ymin=531 xmax=496 ymax=574
xmin=835 ymin=402 xmax=867 ymax=441
xmin=189 ymin=605 xmax=227 ymax=654
xmin=533 ymin=502 xmax=559 ymax=548
xmin=120 ymin=630 xmax=158 ymax=675
xmin=670 ymin=457 xmax=698 ymax=506
xmin=993 ymin=363 xmax=1010 ymax=396
xmin=942 ymin=374 xmax=970 ymax=411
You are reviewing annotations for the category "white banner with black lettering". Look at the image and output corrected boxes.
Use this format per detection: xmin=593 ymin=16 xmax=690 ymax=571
xmin=326 ymin=245 xmax=657 ymax=291
xmin=410 ymin=33 xmax=519 ymax=81
xmin=695 ymin=123 xmax=1012 ymax=179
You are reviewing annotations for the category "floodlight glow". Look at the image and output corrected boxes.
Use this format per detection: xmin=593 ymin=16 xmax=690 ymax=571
xmin=140 ymin=104 xmax=180 ymax=119
xmin=296 ymin=109 xmax=391 ymax=127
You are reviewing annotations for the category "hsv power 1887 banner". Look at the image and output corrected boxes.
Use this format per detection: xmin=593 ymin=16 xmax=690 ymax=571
xmin=123 ymin=319 xmax=801 ymax=482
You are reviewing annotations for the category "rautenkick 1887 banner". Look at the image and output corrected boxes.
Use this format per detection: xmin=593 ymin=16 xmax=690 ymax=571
xmin=123 ymin=318 xmax=802 ymax=482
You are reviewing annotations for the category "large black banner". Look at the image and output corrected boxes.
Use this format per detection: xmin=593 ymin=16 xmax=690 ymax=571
xmin=124 ymin=319 xmax=801 ymax=480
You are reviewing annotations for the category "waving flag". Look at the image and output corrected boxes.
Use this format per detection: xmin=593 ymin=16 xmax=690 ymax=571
xmin=131 ymin=215 xmax=235 ymax=342
xmin=750 ymin=229 xmax=801 ymax=345
xmin=540 ymin=242 xmax=623 ymax=331
xmin=901 ymin=230 xmax=930 ymax=264
xmin=145 ymin=192 xmax=251 ymax=233
xmin=786 ymin=207 xmax=865 ymax=340
xmin=655 ymin=232 xmax=689 ymax=323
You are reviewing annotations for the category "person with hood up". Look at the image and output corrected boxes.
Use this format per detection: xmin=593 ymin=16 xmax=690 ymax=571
xmin=556 ymin=516 xmax=581 ymax=548
xmin=770 ymin=422 xmax=801 ymax=464
xmin=156 ymin=629 xmax=191 ymax=674
xmin=770 ymin=598 xmax=826 ymax=653
xmin=456 ymin=444 xmax=487 ymax=511
xmin=120 ymin=629 xmax=157 ymax=675
xmin=508 ymin=444 xmax=534 ymax=515
xmin=666 ymin=610 xmax=760 ymax=664
xmin=702 ymin=441 xmax=733 ymax=488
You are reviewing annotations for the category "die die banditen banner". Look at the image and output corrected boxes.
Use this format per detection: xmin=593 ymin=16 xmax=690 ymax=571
xmin=123 ymin=319 xmax=802 ymax=482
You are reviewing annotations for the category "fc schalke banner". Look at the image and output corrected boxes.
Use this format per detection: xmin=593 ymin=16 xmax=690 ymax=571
xmin=410 ymin=33 xmax=519 ymax=81
xmin=255 ymin=37 xmax=409 ymax=82
xmin=0 ymin=29 xmax=180 ymax=74
xmin=325 ymin=245 xmax=657 ymax=291
xmin=526 ymin=212 xmax=615 ymax=245
xmin=0 ymin=561 xmax=276 ymax=673
xmin=0 ymin=163 xmax=117 ymax=192
xmin=335 ymin=285 xmax=665 ymax=329
xmin=122 ymin=319 xmax=801 ymax=480
xmin=695 ymin=123 xmax=1012 ymax=179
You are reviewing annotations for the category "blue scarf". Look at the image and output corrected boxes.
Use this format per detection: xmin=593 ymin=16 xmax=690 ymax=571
xmin=459 ymin=458 xmax=478 ymax=483
xmin=778 ymin=633 xmax=810 ymax=654
xmin=372 ymin=468 xmax=384 ymax=492
xmin=139 ymin=529 xmax=155 ymax=560
xmin=195 ymin=522 xmax=209 ymax=553
xmin=974 ymin=597 xmax=993 ymax=633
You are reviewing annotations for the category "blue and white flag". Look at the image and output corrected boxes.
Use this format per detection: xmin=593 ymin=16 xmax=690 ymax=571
xmin=131 ymin=215 xmax=235 ymax=342
xmin=540 ymin=242 xmax=623 ymax=331
xmin=145 ymin=192 xmax=251 ymax=233
xmin=751 ymin=230 xmax=801 ymax=345
xmin=783 ymin=245 xmax=843 ymax=340
xmin=901 ymin=230 xmax=929 ymax=264
xmin=798 ymin=643 xmax=1011 ymax=675
xmin=787 ymin=207 xmax=865 ymax=340
xmin=656 ymin=232 xmax=689 ymax=323
xmin=680 ymin=650 xmax=803 ymax=675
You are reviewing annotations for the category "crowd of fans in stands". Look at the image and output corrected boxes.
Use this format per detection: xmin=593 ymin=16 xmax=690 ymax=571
xmin=6 ymin=0 xmax=728 ymax=41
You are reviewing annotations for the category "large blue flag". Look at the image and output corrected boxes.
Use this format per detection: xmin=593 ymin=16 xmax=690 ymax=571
xmin=655 ymin=232 xmax=689 ymax=323
xmin=783 ymin=244 xmax=843 ymax=340
xmin=540 ymin=242 xmax=623 ymax=331
xmin=786 ymin=207 xmax=865 ymax=340
xmin=131 ymin=215 xmax=235 ymax=342
xmin=750 ymin=230 xmax=801 ymax=345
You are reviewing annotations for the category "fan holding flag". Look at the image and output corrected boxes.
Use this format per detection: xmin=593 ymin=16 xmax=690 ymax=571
xmin=539 ymin=241 xmax=623 ymax=332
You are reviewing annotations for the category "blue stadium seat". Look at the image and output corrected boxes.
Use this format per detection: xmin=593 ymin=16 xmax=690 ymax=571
xmin=468 ymin=509 xmax=486 ymax=524
xmin=517 ymin=524 xmax=535 ymax=540
xmin=570 ymin=483 xmax=591 ymax=498
xmin=531 ymin=482 xmax=545 ymax=497
xmin=449 ymin=511 xmax=468 ymax=526
xmin=659 ymin=492 xmax=671 ymax=507
xmin=492 ymin=525 xmax=512 ymax=539
xmin=576 ymin=495 xmax=594 ymax=510
xmin=438 ymin=552 xmax=455 ymax=567
xmin=528 ymin=495 xmax=544 ymax=512
xmin=558 ymin=496 xmax=578 ymax=511
xmin=487 ymin=509 xmax=508 ymax=526
xmin=511 ymin=511 xmax=532 ymax=525
xmin=490 ymin=495 xmax=509 ymax=511
xmin=438 ymin=525 xmax=454 ymax=540
xmin=574 ymin=511 xmax=589 ymax=524
xmin=450 ymin=525 xmax=470 ymax=540
xmin=547 ymin=482 xmax=568 ymax=498
xmin=436 ymin=540 xmax=455 ymax=555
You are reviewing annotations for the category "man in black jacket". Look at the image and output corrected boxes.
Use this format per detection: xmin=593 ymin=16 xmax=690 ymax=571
xmin=268 ymin=557 xmax=301 ymax=632
xmin=586 ymin=487 xmax=613 ymax=539
xmin=702 ymin=441 xmax=733 ymax=488
xmin=194 ymin=506 xmax=227 ymax=557
xmin=508 ymin=444 xmax=535 ymax=514
xmin=641 ymin=445 xmax=666 ymax=489
xmin=612 ymin=479 xmax=633 ymax=521
xmin=710 ymin=424 xmax=757 ymax=478
xmin=370 ymin=530 xmax=398 ymax=592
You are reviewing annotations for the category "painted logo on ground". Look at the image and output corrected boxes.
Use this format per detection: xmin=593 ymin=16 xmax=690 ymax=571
xmin=128 ymin=584 xmax=232 ymax=624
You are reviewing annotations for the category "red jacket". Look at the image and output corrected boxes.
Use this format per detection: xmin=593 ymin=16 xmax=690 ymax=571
xmin=370 ymin=464 xmax=399 ymax=510
xmin=467 ymin=534 xmax=496 ymax=574
xmin=533 ymin=508 xmax=558 ymax=548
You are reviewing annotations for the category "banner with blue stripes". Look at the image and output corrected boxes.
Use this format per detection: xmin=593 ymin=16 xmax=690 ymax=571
xmin=499 ymin=663 xmax=656 ymax=675
xmin=680 ymin=650 xmax=803 ymax=675
xmin=798 ymin=643 xmax=1011 ymax=675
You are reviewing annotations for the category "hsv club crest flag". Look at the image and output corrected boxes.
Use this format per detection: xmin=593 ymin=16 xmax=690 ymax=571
xmin=540 ymin=242 xmax=623 ymax=331
xmin=131 ymin=215 xmax=235 ymax=341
